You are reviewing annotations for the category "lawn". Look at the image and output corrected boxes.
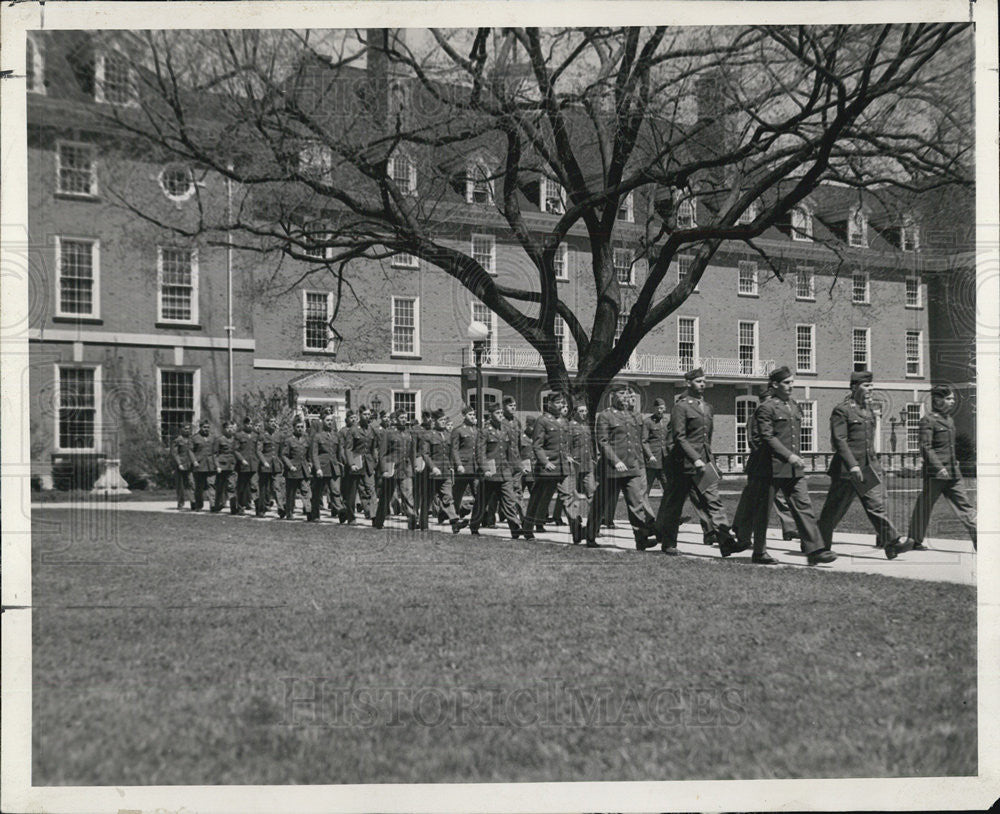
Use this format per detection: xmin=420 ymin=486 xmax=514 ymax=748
xmin=31 ymin=507 xmax=976 ymax=785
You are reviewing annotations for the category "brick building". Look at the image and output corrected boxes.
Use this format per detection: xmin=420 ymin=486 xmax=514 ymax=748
xmin=25 ymin=31 xmax=976 ymax=483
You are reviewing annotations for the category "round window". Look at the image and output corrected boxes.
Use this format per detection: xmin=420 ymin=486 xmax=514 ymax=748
xmin=159 ymin=164 xmax=194 ymax=201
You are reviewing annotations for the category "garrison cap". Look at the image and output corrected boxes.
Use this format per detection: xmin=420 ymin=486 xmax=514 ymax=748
xmin=421 ymin=410 xmax=432 ymax=419
xmin=768 ymin=365 xmax=792 ymax=384
xmin=608 ymin=380 xmax=631 ymax=393
xmin=931 ymin=384 xmax=954 ymax=399
xmin=850 ymin=370 xmax=873 ymax=385
xmin=683 ymin=367 xmax=705 ymax=381
xmin=431 ymin=408 xmax=446 ymax=420
xmin=653 ymin=398 xmax=666 ymax=408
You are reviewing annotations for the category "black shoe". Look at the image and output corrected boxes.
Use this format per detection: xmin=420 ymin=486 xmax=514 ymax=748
xmin=875 ymin=539 xmax=886 ymax=549
xmin=210 ymin=507 xmax=222 ymax=513
xmin=660 ymin=544 xmax=679 ymax=556
xmin=585 ymin=539 xmax=599 ymax=548
xmin=886 ymin=537 xmax=914 ymax=560
xmin=521 ymin=528 xmax=535 ymax=540
xmin=752 ymin=552 xmax=778 ymax=565
xmin=509 ymin=522 xmax=521 ymax=539
xmin=636 ymin=535 xmax=658 ymax=551
xmin=807 ymin=549 xmax=837 ymax=565
xmin=911 ymin=541 xmax=929 ymax=551
xmin=605 ymin=521 xmax=617 ymax=529
xmin=452 ymin=518 xmax=469 ymax=534
xmin=720 ymin=537 xmax=751 ymax=558
xmin=782 ymin=532 xmax=800 ymax=541
xmin=535 ymin=524 xmax=547 ymax=533
xmin=277 ymin=508 xmax=286 ymax=518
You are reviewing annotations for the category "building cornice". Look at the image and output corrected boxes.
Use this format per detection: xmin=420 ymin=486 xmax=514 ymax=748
xmin=28 ymin=328 xmax=255 ymax=351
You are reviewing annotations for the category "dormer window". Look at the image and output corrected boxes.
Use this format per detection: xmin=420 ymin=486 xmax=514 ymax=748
xmin=465 ymin=160 xmax=493 ymax=205
xmin=388 ymin=151 xmax=417 ymax=196
xmin=617 ymin=191 xmax=634 ymax=223
xmin=791 ymin=206 xmax=813 ymax=241
xmin=96 ymin=50 xmax=137 ymax=106
xmin=540 ymin=177 xmax=565 ymax=215
xmin=848 ymin=207 xmax=868 ymax=248
xmin=26 ymin=35 xmax=44 ymax=94
xmin=901 ymin=217 xmax=919 ymax=251
xmin=736 ymin=200 xmax=758 ymax=225
xmin=677 ymin=198 xmax=696 ymax=229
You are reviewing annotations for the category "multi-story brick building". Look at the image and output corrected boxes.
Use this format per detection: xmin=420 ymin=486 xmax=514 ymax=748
xmin=26 ymin=31 xmax=975 ymax=484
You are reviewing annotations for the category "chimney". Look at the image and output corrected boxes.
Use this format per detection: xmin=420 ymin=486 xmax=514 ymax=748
xmin=366 ymin=29 xmax=407 ymax=125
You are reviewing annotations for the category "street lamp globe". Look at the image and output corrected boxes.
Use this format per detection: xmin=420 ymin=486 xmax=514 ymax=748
xmin=467 ymin=320 xmax=490 ymax=343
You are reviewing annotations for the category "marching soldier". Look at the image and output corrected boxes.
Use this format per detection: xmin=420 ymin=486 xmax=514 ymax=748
xmin=906 ymin=385 xmax=977 ymax=550
xmin=255 ymin=415 xmax=284 ymax=517
xmin=655 ymin=368 xmax=740 ymax=554
xmin=309 ymin=410 xmax=344 ymax=522
xmin=550 ymin=400 xmax=573 ymax=526
xmin=471 ymin=402 xmax=522 ymax=538
xmin=503 ymin=397 xmax=531 ymax=521
xmin=591 ymin=382 xmax=659 ymax=549
xmin=170 ymin=421 xmax=196 ymax=510
xmin=642 ymin=398 xmax=671 ymax=498
xmin=739 ymin=367 xmax=836 ymax=565
xmin=451 ymin=405 xmax=480 ymax=524
xmin=211 ymin=419 xmax=240 ymax=514
xmin=817 ymin=371 xmax=912 ymax=559
xmin=410 ymin=410 xmax=433 ymax=527
xmin=373 ymin=410 xmax=418 ymax=530
xmin=190 ymin=418 xmax=215 ymax=511
xmin=521 ymin=392 xmax=580 ymax=541
xmin=417 ymin=409 xmax=466 ymax=532
xmin=341 ymin=405 xmax=377 ymax=523
xmin=520 ymin=414 xmax=539 ymax=527
xmin=568 ymin=400 xmax=598 ymax=546
xmin=234 ymin=416 xmax=259 ymax=513
xmin=280 ymin=417 xmax=311 ymax=519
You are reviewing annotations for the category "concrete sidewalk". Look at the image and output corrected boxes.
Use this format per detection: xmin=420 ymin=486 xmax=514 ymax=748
xmin=31 ymin=499 xmax=976 ymax=586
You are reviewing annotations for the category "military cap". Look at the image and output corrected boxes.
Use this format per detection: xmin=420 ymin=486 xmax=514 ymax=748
xmin=931 ymin=384 xmax=954 ymax=399
xmin=850 ymin=370 xmax=873 ymax=385
xmin=683 ymin=367 xmax=705 ymax=381
xmin=421 ymin=410 xmax=432 ymax=419
xmin=652 ymin=397 xmax=666 ymax=407
xmin=502 ymin=395 xmax=517 ymax=406
xmin=431 ymin=408 xmax=446 ymax=420
xmin=461 ymin=404 xmax=476 ymax=415
xmin=768 ymin=365 xmax=792 ymax=384
xmin=608 ymin=381 xmax=631 ymax=393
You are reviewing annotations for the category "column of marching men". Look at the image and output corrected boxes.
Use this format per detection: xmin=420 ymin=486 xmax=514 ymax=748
xmin=168 ymin=366 xmax=977 ymax=564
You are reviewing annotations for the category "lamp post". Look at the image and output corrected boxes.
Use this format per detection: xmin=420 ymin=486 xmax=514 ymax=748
xmin=888 ymin=406 xmax=907 ymax=454
xmin=467 ymin=320 xmax=490 ymax=429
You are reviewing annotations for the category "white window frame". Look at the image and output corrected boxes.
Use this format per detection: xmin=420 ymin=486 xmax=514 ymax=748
xmin=677 ymin=316 xmax=699 ymax=371
xmin=554 ymin=314 xmax=566 ymax=354
xmin=795 ymin=266 xmax=815 ymax=300
xmin=471 ymin=300 xmax=499 ymax=354
xmin=55 ymin=140 xmax=98 ymax=197
xmin=848 ymin=207 xmax=868 ymax=248
xmin=905 ymin=275 xmax=922 ymax=309
xmin=391 ymin=251 xmax=419 ymax=269
xmin=391 ymin=389 xmax=422 ymax=422
xmin=388 ymin=151 xmax=417 ymax=197
xmin=614 ymin=247 xmax=635 ymax=286
xmin=852 ymin=269 xmax=870 ymax=304
xmin=95 ymin=49 xmax=138 ymax=106
xmin=736 ymin=200 xmax=758 ymax=225
xmin=157 ymin=367 xmax=202 ymax=444
xmin=553 ymin=242 xmax=569 ymax=281
xmin=391 ymin=295 xmax=421 ymax=357
xmin=471 ymin=233 xmax=496 ymax=275
xmin=737 ymin=320 xmax=759 ymax=375
xmin=614 ymin=312 xmax=629 ymax=344
xmin=465 ymin=160 xmax=494 ymax=205
xmin=469 ymin=387 xmax=503 ymax=412
xmin=901 ymin=217 xmax=920 ymax=251
xmin=905 ymin=402 xmax=924 ymax=453
xmin=302 ymin=290 xmax=336 ymax=353
xmin=157 ymin=246 xmax=199 ymax=325
xmin=738 ymin=260 xmax=759 ymax=297
xmin=53 ymin=363 xmax=103 ymax=453
xmin=54 ymin=236 xmax=101 ymax=318
xmin=905 ymin=330 xmax=923 ymax=377
xmin=26 ymin=34 xmax=45 ymax=95
xmin=676 ymin=254 xmax=699 ymax=292
xmin=617 ymin=191 xmax=634 ymax=223
xmin=799 ymin=400 xmax=817 ymax=453
xmin=852 ymin=327 xmax=870 ymax=371
xmin=158 ymin=163 xmax=196 ymax=202
xmin=540 ymin=177 xmax=566 ymax=215
xmin=795 ymin=323 xmax=816 ymax=373
xmin=791 ymin=206 xmax=813 ymax=241
xmin=677 ymin=198 xmax=696 ymax=228
xmin=734 ymin=395 xmax=756 ymax=455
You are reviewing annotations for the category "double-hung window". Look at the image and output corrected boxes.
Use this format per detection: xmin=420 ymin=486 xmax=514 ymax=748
xmin=391 ymin=296 xmax=420 ymax=356
xmin=158 ymin=247 xmax=198 ymax=324
xmin=56 ymin=237 xmax=99 ymax=318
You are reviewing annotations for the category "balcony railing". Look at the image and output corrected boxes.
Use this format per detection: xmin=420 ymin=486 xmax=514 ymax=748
xmin=462 ymin=346 xmax=775 ymax=379
xmin=712 ymin=452 xmax=925 ymax=475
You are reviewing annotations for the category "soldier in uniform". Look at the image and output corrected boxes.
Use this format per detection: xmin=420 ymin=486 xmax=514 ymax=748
xmin=190 ymin=418 xmax=215 ymax=511
xmin=471 ymin=402 xmax=522 ymax=538
xmin=738 ymin=367 xmax=836 ymax=565
xmin=234 ymin=416 xmax=259 ymax=513
xmin=502 ymin=397 xmax=531 ymax=524
xmin=655 ymin=368 xmax=740 ymax=554
xmin=817 ymin=371 xmax=912 ymax=558
xmin=523 ymin=392 xmax=582 ymax=541
xmin=280 ymin=417 xmax=311 ymax=519
xmin=211 ymin=419 xmax=240 ymax=514
xmin=309 ymin=410 xmax=343 ymax=522
xmin=590 ymin=382 xmax=659 ymax=549
xmin=520 ymin=414 xmax=538 ymax=526
xmin=410 ymin=411 xmax=432 ymax=527
xmin=642 ymin=398 xmax=671 ymax=498
xmin=568 ymin=400 xmax=598 ymax=546
xmin=451 ymin=405 xmax=480 ymax=524
xmin=255 ymin=415 xmax=284 ymax=517
xmin=906 ymin=385 xmax=977 ymax=550
xmin=170 ymin=421 xmax=195 ymax=510
xmin=417 ymin=409 xmax=467 ymax=532
xmin=341 ymin=405 xmax=377 ymax=523
xmin=374 ymin=410 xmax=418 ymax=530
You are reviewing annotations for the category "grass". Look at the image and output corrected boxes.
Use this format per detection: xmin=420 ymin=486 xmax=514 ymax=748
xmin=31 ymin=508 xmax=975 ymax=785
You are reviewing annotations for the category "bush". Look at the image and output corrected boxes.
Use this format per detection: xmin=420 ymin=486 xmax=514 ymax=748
xmin=118 ymin=417 xmax=175 ymax=489
xmin=233 ymin=387 xmax=300 ymax=432
xmin=52 ymin=453 xmax=104 ymax=490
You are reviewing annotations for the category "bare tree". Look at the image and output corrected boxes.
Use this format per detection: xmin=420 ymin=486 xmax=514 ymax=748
xmin=99 ymin=25 xmax=972 ymax=411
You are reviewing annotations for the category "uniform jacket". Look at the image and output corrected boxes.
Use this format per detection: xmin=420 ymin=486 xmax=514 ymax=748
xmin=212 ymin=434 xmax=239 ymax=472
xmin=257 ymin=429 xmax=284 ymax=475
xmin=742 ymin=405 xmax=771 ymax=479
xmin=828 ymin=397 xmax=881 ymax=479
xmin=310 ymin=427 xmax=342 ymax=478
xmin=919 ymin=411 xmax=962 ymax=479
xmin=341 ymin=424 xmax=376 ymax=475
xmin=378 ymin=428 xmax=416 ymax=478
xmin=568 ymin=419 xmax=595 ymax=473
xmin=669 ymin=396 xmax=715 ymax=474
xmin=596 ymin=408 xmax=645 ymax=477
xmin=753 ymin=394 xmax=806 ymax=479
xmin=171 ymin=434 xmax=195 ymax=470
xmin=503 ymin=415 xmax=531 ymax=470
xmin=190 ymin=431 xmax=215 ymax=472
xmin=532 ymin=413 xmax=574 ymax=476
xmin=234 ymin=429 xmax=258 ymax=472
xmin=476 ymin=422 xmax=514 ymax=480
xmin=420 ymin=428 xmax=453 ymax=478
xmin=641 ymin=414 xmax=671 ymax=468
xmin=450 ymin=424 xmax=479 ymax=470
xmin=280 ymin=433 xmax=312 ymax=479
